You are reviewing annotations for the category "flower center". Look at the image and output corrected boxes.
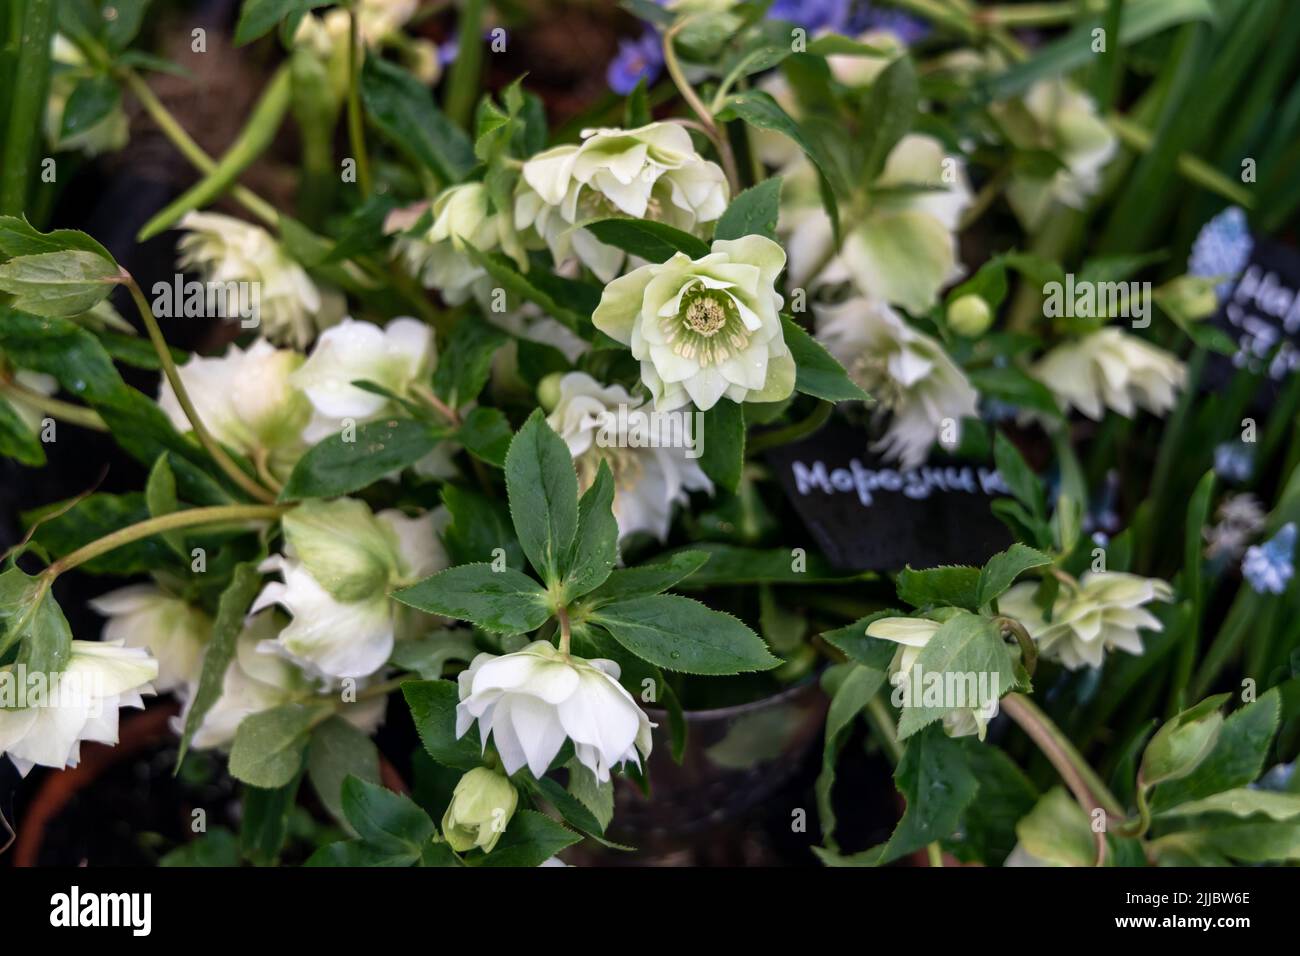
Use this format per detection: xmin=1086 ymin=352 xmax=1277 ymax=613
xmin=665 ymin=287 xmax=751 ymax=367
xmin=684 ymin=297 xmax=727 ymax=336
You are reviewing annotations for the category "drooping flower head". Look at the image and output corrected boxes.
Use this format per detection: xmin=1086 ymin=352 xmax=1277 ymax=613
xmin=999 ymin=572 xmax=1173 ymax=670
xmin=0 ymin=641 xmax=158 ymax=776
xmin=456 ymin=641 xmax=654 ymax=783
xmin=546 ymin=372 xmax=712 ymax=541
xmin=176 ymin=212 xmax=344 ymax=348
xmin=815 ymin=296 xmax=977 ymax=467
xmin=252 ymin=499 xmax=448 ymax=680
xmin=865 ymin=616 xmax=1001 ymax=739
xmin=292 ymin=316 xmax=435 ymax=443
xmin=1031 ymin=328 xmax=1185 ymax=421
xmin=593 ymin=236 xmax=794 ymax=410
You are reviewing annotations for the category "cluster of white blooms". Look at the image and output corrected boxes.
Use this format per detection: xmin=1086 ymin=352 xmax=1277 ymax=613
xmin=157 ymin=314 xmax=438 ymax=479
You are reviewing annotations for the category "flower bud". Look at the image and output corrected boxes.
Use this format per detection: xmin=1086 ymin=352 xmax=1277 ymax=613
xmin=537 ymin=372 xmax=564 ymax=412
xmin=947 ymin=294 xmax=993 ymax=337
xmin=441 ymin=767 xmax=519 ymax=854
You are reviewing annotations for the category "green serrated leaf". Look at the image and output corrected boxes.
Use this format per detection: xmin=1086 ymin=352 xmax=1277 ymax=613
xmin=592 ymin=593 xmax=780 ymax=674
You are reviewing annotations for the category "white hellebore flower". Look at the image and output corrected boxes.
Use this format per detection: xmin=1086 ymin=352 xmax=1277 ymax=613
xmin=158 ymin=338 xmax=311 ymax=473
xmin=0 ymin=641 xmax=157 ymax=775
xmin=593 ymin=236 xmax=794 ymax=411
xmin=516 ymin=122 xmax=728 ymax=282
xmin=176 ymin=212 xmax=344 ymax=348
xmin=396 ymin=183 xmax=522 ymax=305
xmin=456 ymin=641 xmax=654 ymax=783
xmin=865 ymin=617 xmax=997 ymax=739
xmin=999 ymin=572 xmax=1174 ymax=670
xmin=89 ymin=585 xmax=210 ymax=692
xmin=292 ymin=316 xmax=435 ymax=443
xmin=781 ymin=135 xmax=972 ymax=313
xmin=176 ymin=613 xmax=387 ymax=749
xmin=995 ymin=79 xmax=1117 ymax=230
xmin=815 ymin=296 xmax=977 ymax=467
xmin=252 ymin=499 xmax=448 ymax=680
xmin=1031 ymin=328 xmax=1185 ymax=421
xmin=546 ymin=372 xmax=711 ymax=541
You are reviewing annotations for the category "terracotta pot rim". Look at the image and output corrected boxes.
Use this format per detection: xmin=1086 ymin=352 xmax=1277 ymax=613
xmin=643 ymin=671 xmax=822 ymax=722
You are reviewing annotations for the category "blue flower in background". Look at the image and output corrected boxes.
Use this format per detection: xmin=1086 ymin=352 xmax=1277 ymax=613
xmin=1241 ymin=522 xmax=1296 ymax=595
xmin=1213 ymin=441 xmax=1254 ymax=483
xmin=769 ymin=0 xmax=851 ymax=33
xmin=607 ymin=28 xmax=664 ymax=95
xmin=847 ymin=3 xmax=931 ymax=44
xmin=1188 ymin=205 xmax=1253 ymax=301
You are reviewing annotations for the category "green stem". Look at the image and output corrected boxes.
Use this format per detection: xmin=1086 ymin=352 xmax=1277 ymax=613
xmin=444 ymin=0 xmax=485 ymax=130
xmin=1002 ymin=692 xmax=1123 ymax=818
xmin=747 ymin=401 xmax=833 ymax=455
xmin=0 ymin=0 xmax=54 ymax=215
xmin=996 ymin=616 xmax=1038 ymax=677
xmin=125 ymin=278 xmax=278 ymax=503
xmin=662 ymin=21 xmax=741 ymax=196
xmin=557 ymin=605 xmax=572 ymax=655
xmin=119 ymin=68 xmax=279 ymax=227
xmin=48 ymin=504 xmax=289 ymax=575
xmin=347 ymin=9 xmax=373 ymax=196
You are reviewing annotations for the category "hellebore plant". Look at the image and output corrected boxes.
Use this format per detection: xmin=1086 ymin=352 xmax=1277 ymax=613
xmin=0 ymin=0 xmax=1298 ymax=871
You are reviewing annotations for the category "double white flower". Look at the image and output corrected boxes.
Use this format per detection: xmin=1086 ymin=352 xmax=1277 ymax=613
xmin=999 ymin=572 xmax=1173 ymax=670
xmin=546 ymin=372 xmax=712 ymax=541
xmin=158 ymin=338 xmax=310 ymax=475
xmin=395 ymin=183 xmax=523 ymax=305
xmin=176 ymin=212 xmax=344 ymax=348
xmin=815 ymin=296 xmax=977 ymax=467
xmin=593 ymin=235 xmax=795 ymax=411
xmin=516 ymin=122 xmax=729 ymax=282
xmin=252 ymin=499 xmax=448 ymax=680
xmin=292 ymin=316 xmax=435 ymax=443
xmin=456 ymin=641 xmax=654 ymax=783
xmin=0 ymin=641 xmax=158 ymax=775
xmin=994 ymin=79 xmax=1117 ymax=231
xmin=1031 ymin=328 xmax=1185 ymax=421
